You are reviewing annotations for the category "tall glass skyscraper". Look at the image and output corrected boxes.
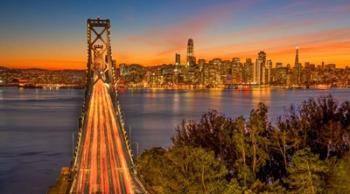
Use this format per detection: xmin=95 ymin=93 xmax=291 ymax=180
xmin=254 ymin=51 xmax=266 ymax=85
xmin=187 ymin=38 xmax=194 ymax=67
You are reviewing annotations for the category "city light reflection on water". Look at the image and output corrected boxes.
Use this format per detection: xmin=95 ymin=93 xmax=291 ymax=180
xmin=251 ymin=87 xmax=272 ymax=108
xmin=120 ymin=88 xmax=350 ymax=153
xmin=1 ymin=87 xmax=350 ymax=193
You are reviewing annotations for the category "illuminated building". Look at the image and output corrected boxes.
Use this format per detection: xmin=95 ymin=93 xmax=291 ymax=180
xmin=174 ymin=53 xmax=181 ymax=84
xmin=271 ymin=65 xmax=289 ymax=85
xmin=295 ymin=47 xmax=302 ymax=84
xmin=198 ymin=59 xmax=206 ymax=70
xmin=275 ymin=62 xmax=283 ymax=68
xmin=255 ymin=51 xmax=266 ymax=85
xmin=119 ymin=63 xmax=128 ymax=76
xmin=266 ymin=59 xmax=272 ymax=84
xmin=198 ymin=59 xmax=206 ymax=85
xmin=175 ymin=53 xmax=181 ymax=65
xmin=187 ymin=38 xmax=195 ymax=67
xmin=244 ymin=58 xmax=254 ymax=83
xmin=231 ymin=58 xmax=241 ymax=84
xmin=209 ymin=58 xmax=222 ymax=85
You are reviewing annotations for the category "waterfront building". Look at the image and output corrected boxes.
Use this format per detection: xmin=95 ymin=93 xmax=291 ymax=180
xmin=231 ymin=59 xmax=242 ymax=84
xmin=175 ymin=53 xmax=181 ymax=65
xmin=255 ymin=51 xmax=266 ymax=85
xmin=209 ymin=58 xmax=223 ymax=85
xmin=266 ymin=59 xmax=272 ymax=84
xmin=187 ymin=39 xmax=195 ymax=67
xmin=244 ymin=58 xmax=254 ymax=83
xmin=119 ymin=63 xmax=128 ymax=76
xmin=198 ymin=59 xmax=206 ymax=85
xmin=275 ymin=62 xmax=283 ymax=68
xmin=271 ymin=66 xmax=289 ymax=85
xmin=295 ymin=47 xmax=302 ymax=85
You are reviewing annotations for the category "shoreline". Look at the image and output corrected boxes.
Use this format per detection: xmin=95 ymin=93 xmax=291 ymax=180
xmin=0 ymin=84 xmax=85 ymax=89
xmin=124 ymin=85 xmax=350 ymax=90
xmin=2 ymin=85 xmax=349 ymax=91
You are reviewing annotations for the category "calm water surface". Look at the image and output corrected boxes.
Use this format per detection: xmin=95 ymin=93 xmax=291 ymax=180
xmin=0 ymin=87 xmax=349 ymax=193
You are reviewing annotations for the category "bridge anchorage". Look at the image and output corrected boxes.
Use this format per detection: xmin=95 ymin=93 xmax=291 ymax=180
xmin=48 ymin=18 xmax=147 ymax=194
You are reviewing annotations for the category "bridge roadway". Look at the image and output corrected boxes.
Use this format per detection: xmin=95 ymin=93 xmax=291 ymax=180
xmin=71 ymin=79 xmax=135 ymax=194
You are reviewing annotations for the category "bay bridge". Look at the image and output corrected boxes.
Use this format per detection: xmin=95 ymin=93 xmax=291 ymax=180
xmin=48 ymin=18 xmax=147 ymax=194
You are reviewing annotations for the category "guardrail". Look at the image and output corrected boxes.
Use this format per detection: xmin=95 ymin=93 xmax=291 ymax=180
xmin=71 ymin=86 xmax=91 ymax=173
xmin=115 ymin=97 xmax=136 ymax=168
xmin=69 ymin=82 xmax=147 ymax=193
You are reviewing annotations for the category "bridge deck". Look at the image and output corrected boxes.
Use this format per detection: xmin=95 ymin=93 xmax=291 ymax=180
xmin=71 ymin=80 xmax=134 ymax=194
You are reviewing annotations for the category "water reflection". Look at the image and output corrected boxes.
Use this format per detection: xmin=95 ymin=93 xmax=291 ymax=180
xmin=251 ymin=88 xmax=272 ymax=108
xmin=208 ymin=88 xmax=224 ymax=110
xmin=1 ymin=87 xmax=350 ymax=194
xmin=119 ymin=88 xmax=350 ymax=153
xmin=173 ymin=92 xmax=180 ymax=114
xmin=0 ymin=87 xmax=84 ymax=194
xmin=0 ymin=88 xmax=3 ymax=100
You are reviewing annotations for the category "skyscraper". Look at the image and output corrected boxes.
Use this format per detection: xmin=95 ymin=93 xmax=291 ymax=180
xmin=255 ymin=51 xmax=266 ymax=85
xmin=175 ymin=53 xmax=181 ymax=65
xmin=295 ymin=47 xmax=299 ymax=66
xmin=187 ymin=38 xmax=194 ymax=67
xmin=245 ymin=58 xmax=254 ymax=83
xmin=295 ymin=47 xmax=302 ymax=84
xmin=266 ymin=59 xmax=272 ymax=84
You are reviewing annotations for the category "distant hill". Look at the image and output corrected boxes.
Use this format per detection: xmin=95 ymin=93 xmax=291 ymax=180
xmin=0 ymin=65 xmax=84 ymax=72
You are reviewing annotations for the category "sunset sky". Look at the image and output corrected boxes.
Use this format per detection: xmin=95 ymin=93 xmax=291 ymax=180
xmin=0 ymin=0 xmax=350 ymax=69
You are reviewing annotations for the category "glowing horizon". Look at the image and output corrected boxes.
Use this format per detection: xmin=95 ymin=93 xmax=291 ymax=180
xmin=1 ymin=0 xmax=350 ymax=69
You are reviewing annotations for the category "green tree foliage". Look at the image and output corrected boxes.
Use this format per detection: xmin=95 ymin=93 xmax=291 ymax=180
xmin=248 ymin=180 xmax=285 ymax=194
xmin=137 ymin=146 xmax=228 ymax=194
xmin=172 ymin=110 xmax=238 ymax=172
xmin=247 ymin=103 xmax=270 ymax=175
xmin=233 ymin=116 xmax=254 ymax=187
xmin=327 ymin=153 xmax=350 ymax=193
xmin=279 ymin=95 xmax=350 ymax=159
xmin=223 ymin=179 xmax=286 ymax=194
xmin=284 ymin=149 xmax=328 ymax=194
xmin=136 ymin=147 xmax=167 ymax=193
xmin=137 ymin=96 xmax=350 ymax=193
xmin=172 ymin=104 xmax=272 ymax=179
xmin=223 ymin=179 xmax=243 ymax=194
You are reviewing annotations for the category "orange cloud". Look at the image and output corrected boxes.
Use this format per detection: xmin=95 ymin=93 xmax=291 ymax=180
xmin=193 ymin=27 xmax=350 ymax=67
xmin=1 ymin=59 xmax=85 ymax=70
xmin=121 ymin=1 xmax=255 ymax=65
xmin=2 ymin=1 xmax=349 ymax=69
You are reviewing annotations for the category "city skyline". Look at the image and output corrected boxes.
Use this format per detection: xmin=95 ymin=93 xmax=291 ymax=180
xmin=1 ymin=9 xmax=350 ymax=194
xmin=1 ymin=0 xmax=350 ymax=69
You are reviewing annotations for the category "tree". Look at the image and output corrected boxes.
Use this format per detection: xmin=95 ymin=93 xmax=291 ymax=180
xmin=223 ymin=179 xmax=286 ymax=194
xmin=138 ymin=96 xmax=350 ymax=193
xmin=137 ymin=146 xmax=228 ymax=194
xmin=172 ymin=110 xmax=238 ymax=172
xmin=136 ymin=147 xmax=167 ymax=193
xmin=249 ymin=180 xmax=285 ymax=194
xmin=223 ymin=179 xmax=243 ymax=194
xmin=274 ymin=115 xmax=302 ymax=168
xmin=284 ymin=148 xmax=328 ymax=194
xmin=267 ymin=117 xmax=302 ymax=179
xmin=298 ymin=96 xmax=349 ymax=158
xmin=327 ymin=153 xmax=350 ymax=193
xmin=233 ymin=116 xmax=254 ymax=187
xmin=247 ymin=103 xmax=270 ymax=175
xmin=163 ymin=146 xmax=228 ymax=194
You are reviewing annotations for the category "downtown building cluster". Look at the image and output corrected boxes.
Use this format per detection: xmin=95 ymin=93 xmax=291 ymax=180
xmin=0 ymin=66 xmax=86 ymax=88
xmin=119 ymin=39 xmax=350 ymax=89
